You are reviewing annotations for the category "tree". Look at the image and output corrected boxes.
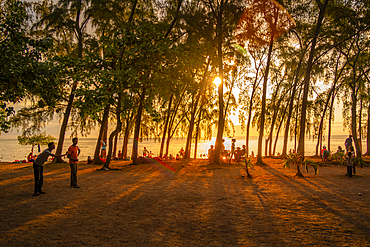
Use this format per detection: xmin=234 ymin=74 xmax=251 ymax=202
xmin=297 ymin=0 xmax=329 ymax=164
xmin=189 ymin=0 xmax=245 ymax=164
xmin=33 ymin=0 xmax=92 ymax=162
xmin=329 ymin=0 xmax=370 ymax=158
xmin=236 ymin=0 xmax=295 ymax=165
xmin=0 ymin=0 xmax=56 ymax=133
xmin=237 ymin=46 xmax=264 ymax=157
xmin=17 ymin=132 xmax=55 ymax=154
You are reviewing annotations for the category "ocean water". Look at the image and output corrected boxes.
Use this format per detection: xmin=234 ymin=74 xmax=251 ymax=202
xmin=0 ymin=135 xmax=366 ymax=162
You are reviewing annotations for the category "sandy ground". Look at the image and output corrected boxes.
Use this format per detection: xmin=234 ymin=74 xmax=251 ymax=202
xmin=1 ymin=156 xmax=370 ymax=246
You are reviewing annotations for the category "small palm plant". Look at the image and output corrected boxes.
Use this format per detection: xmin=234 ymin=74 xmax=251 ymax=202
xmin=354 ymin=156 xmax=366 ymax=168
xmin=304 ymin=159 xmax=319 ymax=175
xmin=332 ymin=152 xmax=346 ymax=165
xmin=283 ymin=153 xmax=319 ymax=176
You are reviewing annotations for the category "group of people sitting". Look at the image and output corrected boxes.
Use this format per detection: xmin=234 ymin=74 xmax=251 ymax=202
xmin=320 ymin=135 xmax=355 ymax=162
xmin=27 ymin=153 xmax=37 ymax=162
xmin=320 ymin=145 xmax=349 ymax=161
xmin=207 ymin=139 xmax=247 ymax=162
xmin=158 ymin=147 xmax=185 ymax=161
xmin=13 ymin=153 xmax=38 ymax=163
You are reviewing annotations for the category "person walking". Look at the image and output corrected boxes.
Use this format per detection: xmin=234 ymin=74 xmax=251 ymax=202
xmin=345 ymin=135 xmax=353 ymax=153
xmin=32 ymin=142 xmax=67 ymax=196
xmin=67 ymin=138 xmax=81 ymax=188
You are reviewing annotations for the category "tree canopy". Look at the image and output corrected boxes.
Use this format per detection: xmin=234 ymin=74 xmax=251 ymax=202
xmin=2 ymin=0 xmax=370 ymax=165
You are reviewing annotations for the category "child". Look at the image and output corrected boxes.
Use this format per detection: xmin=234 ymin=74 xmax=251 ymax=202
xmin=345 ymin=151 xmax=354 ymax=178
xmin=208 ymin=145 xmax=214 ymax=162
xmin=143 ymin=147 xmax=149 ymax=157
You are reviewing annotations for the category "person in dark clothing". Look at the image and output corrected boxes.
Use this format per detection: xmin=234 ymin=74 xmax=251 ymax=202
xmin=345 ymin=151 xmax=354 ymax=178
xmin=33 ymin=142 xmax=67 ymax=196
xmin=345 ymin=135 xmax=352 ymax=153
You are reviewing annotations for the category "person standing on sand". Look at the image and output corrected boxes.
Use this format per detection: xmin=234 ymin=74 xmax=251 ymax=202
xmin=345 ymin=135 xmax=352 ymax=153
xmin=67 ymin=138 xmax=80 ymax=188
xmin=208 ymin=145 xmax=214 ymax=162
xmin=33 ymin=142 xmax=67 ymax=196
xmin=229 ymin=139 xmax=236 ymax=163
xmin=100 ymin=140 xmax=107 ymax=159
xmin=220 ymin=139 xmax=226 ymax=159
xmin=345 ymin=151 xmax=354 ymax=178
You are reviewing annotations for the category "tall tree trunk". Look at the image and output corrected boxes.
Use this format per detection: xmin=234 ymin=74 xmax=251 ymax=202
xmin=350 ymin=67 xmax=362 ymax=158
xmin=365 ymin=73 xmax=370 ymax=155
xmin=294 ymin=90 xmax=302 ymax=153
xmin=282 ymin=59 xmax=302 ymax=156
xmin=358 ymin=96 xmax=363 ymax=154
xmin=54 ymin=1 xmax=84 ymax=162
xmin=159 ymin=94 xmax=173 ymax=157
xmin=151 ymin=0 xmax=182 ymax=158
xmin=327 ymin=56 xmax=346 ymax=153
xmin=267 ymin=76 xmax=285 ymax=156
xmin=165 ymin=125 xmax=171 ymax=158
xmin=54 ymin=81 xmax=78 ymax=163
xmin=245 ymin=78 xmax=260 ymax=157
xmin=104 ymin=93 xmax=122 ymax=169
xmin=328 ymin=92 xmax=335 ymax=152
xmin=113 ymin=132 xmax=118 ymax=159
xmin=273 ymin=103 xmax=288 ymax=155
xmin=131 ymin=86 xmax=146 ymax=165
xmin=315 ymin=87 xmax=334 ymax=156
xmin=257 ymin=40 xmax=274 ymax=165
xmin=351 ymin=83 xmax=361 ymax=157
xmin=164 ymin=0 xmax=184 ymax=38
xmin=213 ymin=6 xmax=224 ymax=165
xmin=349 ymin=42 xmax=362 ymax=158
xmin=185 ymin=93 xmax=201 ymax=158
xmin=297 ymin=0 xmax=329 ymax=161
xmin=265 ymin=138 xmax=269 ymax=157
xmin=194 ymin=108 xmax=203 ymax=159
xmin=121 ymin=111 xmax=134 ymax=160
xmin=164 ymin=93 xmax=187 ymax=157
xmin=100 ymin=121 xmax=108 ymax=158
xmin=367 ymin=94 xmax=370 ymax=155
xmin=268 ymin=106 xmax=278 ymax=156
xmin=94 ymin=104 xmax=110 ymax=164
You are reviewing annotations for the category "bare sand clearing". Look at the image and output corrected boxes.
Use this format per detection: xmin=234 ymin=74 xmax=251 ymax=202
xmin=1 ymin=157 xmax=370 ymax=246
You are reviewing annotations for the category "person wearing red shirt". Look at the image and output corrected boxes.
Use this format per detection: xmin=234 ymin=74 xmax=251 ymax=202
xmin=67 ymin=138 xmax=81 ymax=188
